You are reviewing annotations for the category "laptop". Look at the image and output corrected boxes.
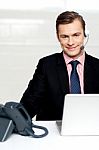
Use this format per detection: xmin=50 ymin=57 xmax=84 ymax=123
xmin=56 ymin=94 xmax=99 ymax=135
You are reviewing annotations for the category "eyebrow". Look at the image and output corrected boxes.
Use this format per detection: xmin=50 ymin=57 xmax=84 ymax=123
xmin=60 ymin=32 xmax=82 ymax=37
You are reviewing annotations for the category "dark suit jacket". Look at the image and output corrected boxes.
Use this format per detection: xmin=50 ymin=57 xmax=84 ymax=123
xmin=20 ymin=52 xmax=99 ymax=120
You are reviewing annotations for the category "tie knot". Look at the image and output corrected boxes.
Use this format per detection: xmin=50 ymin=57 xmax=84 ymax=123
xmin=70 ymin=60 xmax=79 ymax=69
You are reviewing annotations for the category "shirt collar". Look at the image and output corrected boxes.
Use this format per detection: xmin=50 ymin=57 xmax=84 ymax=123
xmin=63 ymin=51 xmax=85 ymax=66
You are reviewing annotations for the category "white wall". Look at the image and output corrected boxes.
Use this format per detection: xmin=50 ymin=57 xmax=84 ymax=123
xmin=0 ymin=2 xmax=66 ymax=103
xmin=0 ymin=0 xmax=99 ymax=103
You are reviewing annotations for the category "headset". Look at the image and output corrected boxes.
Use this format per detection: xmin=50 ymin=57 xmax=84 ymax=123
xmin=80 ymin=28 xmax=89 ymax=50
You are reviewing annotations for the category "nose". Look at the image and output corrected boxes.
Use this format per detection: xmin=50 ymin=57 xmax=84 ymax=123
xmin=67 ymin=37 xmax=74 ymax=46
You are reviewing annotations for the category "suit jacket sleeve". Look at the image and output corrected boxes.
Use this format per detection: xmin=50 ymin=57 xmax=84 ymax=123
xmin=20 ymin=58 xmax=47 ymax=118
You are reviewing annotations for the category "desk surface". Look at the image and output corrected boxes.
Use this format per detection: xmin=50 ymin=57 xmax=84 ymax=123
xmin=0 ymin=121 xmax=99 ymax=150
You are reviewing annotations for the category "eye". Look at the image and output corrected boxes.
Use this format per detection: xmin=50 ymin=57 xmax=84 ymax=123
xmin=74 ymin=34 xmax=79 ymax=37
xmin=73 ymin=33 xmax=81 ymax=37
xmin=60 ymin=35 xmax=68 ymax=38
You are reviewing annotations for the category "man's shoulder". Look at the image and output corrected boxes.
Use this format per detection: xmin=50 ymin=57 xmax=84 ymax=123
xmin=86 ymin=53 xmax=99 ymax=62
xmin=85 ymin=53 xmax=99 ymax=67
xmin=39 ymin=52 xmax=62 ymax=63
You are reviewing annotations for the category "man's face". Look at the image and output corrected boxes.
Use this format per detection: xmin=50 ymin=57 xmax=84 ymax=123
xmin=57 ymin=19 xmax=85 ymax=59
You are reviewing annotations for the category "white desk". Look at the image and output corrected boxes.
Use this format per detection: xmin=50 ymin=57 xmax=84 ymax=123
xmin=0 ymin=121 xmax=99 ymax=150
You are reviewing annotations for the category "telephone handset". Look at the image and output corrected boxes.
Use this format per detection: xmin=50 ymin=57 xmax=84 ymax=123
xmin=0 ymin=102 xmax=48 ymax=141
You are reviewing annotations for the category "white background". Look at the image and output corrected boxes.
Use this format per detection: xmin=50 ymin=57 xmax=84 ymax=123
xmin=0 ymin=0 xmax=99 ymax=103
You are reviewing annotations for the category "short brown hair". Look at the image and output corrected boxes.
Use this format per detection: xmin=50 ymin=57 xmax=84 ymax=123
xmin=56 ymin=11 xmax=86 ymax=37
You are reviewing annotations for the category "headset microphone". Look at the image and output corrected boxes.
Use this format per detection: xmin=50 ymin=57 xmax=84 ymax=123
xmin=80 ymin=45 xmax=84 ymax=50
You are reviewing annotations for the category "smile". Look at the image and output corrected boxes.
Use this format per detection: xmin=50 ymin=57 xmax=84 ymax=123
xmin=66 ymin=45 xmax=79 ymax=51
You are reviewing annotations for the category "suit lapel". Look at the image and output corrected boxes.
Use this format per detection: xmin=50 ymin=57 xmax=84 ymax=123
xmin=56 ymin=52 xmax=70 ymax=94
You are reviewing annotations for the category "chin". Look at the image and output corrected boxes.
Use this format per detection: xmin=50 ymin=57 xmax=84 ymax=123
xmin=68 ymin=51 xmax=81 ymax=58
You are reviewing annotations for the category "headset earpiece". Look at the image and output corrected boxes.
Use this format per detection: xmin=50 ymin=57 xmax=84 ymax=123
xmin=81 ymin=28 xmax=89 ymax=50
xmin=84 ymin=28 xmax=89 ymax=37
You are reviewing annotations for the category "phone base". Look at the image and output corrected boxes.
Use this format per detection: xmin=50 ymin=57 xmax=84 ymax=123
xmin=0 ymin=117 xmax=14 ymax=142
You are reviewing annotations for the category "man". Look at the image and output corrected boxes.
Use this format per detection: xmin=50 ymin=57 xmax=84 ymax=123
xmin=20 ymin=11 xmax=99 ymax=120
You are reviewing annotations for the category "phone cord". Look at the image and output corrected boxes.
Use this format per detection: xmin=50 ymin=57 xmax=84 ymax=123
xmin=25 ymin=123 xmax=48 ymax=138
